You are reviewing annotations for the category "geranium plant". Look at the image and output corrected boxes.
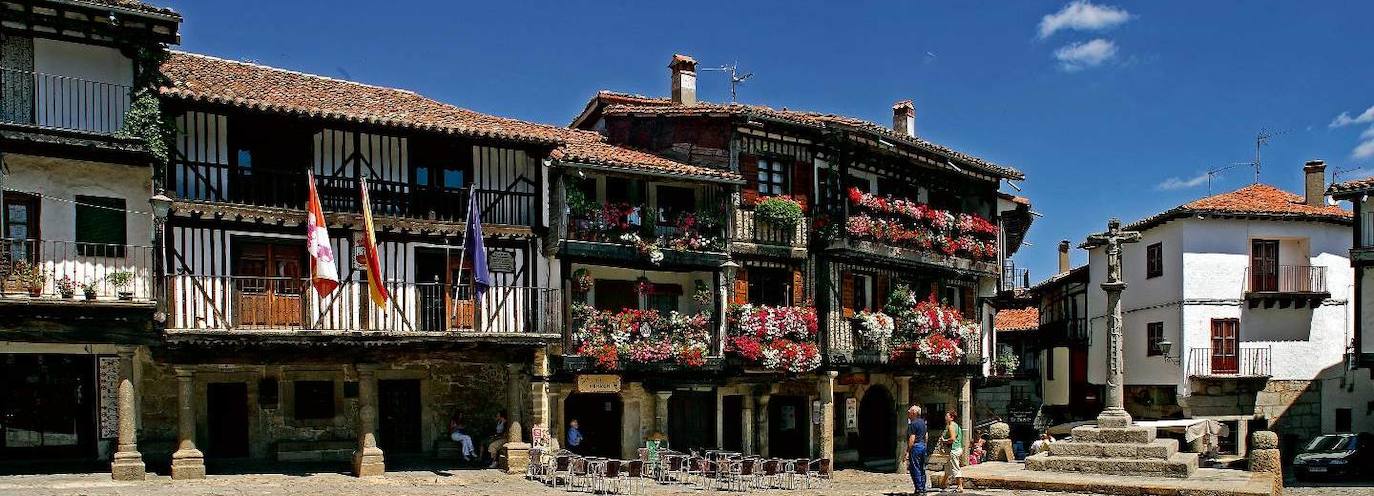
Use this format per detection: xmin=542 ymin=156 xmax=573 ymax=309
xmin=726 ymin=304 xmax=821 ymax=373
xmin=854 ymin=310 xmax=894 ymax=346
xmin=754 ymin=196 xmax=805 ymax=230
xmin=844 ymin=187 xmax=1000 ymax=261
xmin=571 ymin=304 xmax=713 ymax=370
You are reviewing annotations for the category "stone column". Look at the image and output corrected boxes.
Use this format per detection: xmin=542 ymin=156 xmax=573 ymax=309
xmin=531 ymin=381 xmax=550 ymax=436
xmin=1084 ymin=219 xmax=1141 ymax=429
xmin=1248 ymin=431 xmax=1283 ymax=495
xmin=507 ymin=363 xmax=524 ymax=426
xmin=958 ymin=375 xmax=972 ymax=440
xmin=170 ymin=367 xmax=205 ymax=479
xmin=819 ymin=371 xmax=837 ymax=462
xmin=654 ymin=391 xmax=672 ymax=436
xmin=111 ymin=349 xmax=145 ymax=481
xmin=549 ymin=388 xmax=565 ymax=448
xmin=741 ymin=393 xmax=755 ymax=455
xmin=1235 ymin=418 xmax=1249 ymax=457
xmin=757 ymin=393 xmax=771 ymax=457
xmin=353 ymin=364 xmax=385 ymax=477
xmin=895 ymin=376 xmax=911 ymax=466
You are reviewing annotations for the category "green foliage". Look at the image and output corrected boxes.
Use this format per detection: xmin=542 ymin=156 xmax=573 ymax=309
xmin=754 ymin=196 xmax=805 ymax=229
xmin=116 ymin=46 xmax=176 ymax=169
xmin=106 ymin=271 xmax=135 ymax=290
xmin=566 ymin=181 xmax=596 ymax=218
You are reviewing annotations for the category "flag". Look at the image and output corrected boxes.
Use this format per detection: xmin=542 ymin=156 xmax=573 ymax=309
xmin=465 ymin=191 xmax=491 ymax=297
xmin=356 ymin=177 xmax=389 ymax=306
xmin=305 ymin=170 xmax=339 ymax=297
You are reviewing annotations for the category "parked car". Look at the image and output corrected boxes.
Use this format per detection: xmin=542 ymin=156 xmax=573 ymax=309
xmin=1291 ymin=432 xmax=1372 ymax=481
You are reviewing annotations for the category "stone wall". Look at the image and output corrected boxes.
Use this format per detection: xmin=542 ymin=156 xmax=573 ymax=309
xmin=1183 ymin=378 xmax=1264 ymax=417
xmin=1256 ymin=380 xmax=1322 ymax=452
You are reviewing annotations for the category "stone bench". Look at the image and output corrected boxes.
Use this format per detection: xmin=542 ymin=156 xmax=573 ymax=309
xmin=276 ymin=440 xmax=356 ymax=463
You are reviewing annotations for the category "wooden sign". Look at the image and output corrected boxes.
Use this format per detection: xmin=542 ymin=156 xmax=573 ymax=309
xmin=845 ymin=397 xmax=858 ymax=431
xmin=838 ymin=373 xmax=869 ymax=386
xmin=488 ymin=250 xmax=516 ymax=273
xmin=576 ymin=374 xmax=621 ymax=393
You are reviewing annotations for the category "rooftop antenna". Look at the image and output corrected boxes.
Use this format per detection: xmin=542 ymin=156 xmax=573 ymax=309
xmin=1206 ymin=162 xmax=1258 ymax=194
xmin=1254 ymin=128 xmax=1287 ymax=183
xmin=700 ymin=62 xmax=753 ymax=103
xmin=1331 ymin=165 xmax=1365 ymax=187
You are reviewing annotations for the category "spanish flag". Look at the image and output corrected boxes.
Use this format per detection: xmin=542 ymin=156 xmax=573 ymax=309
xmin=356 ymin=177 xmax=389 ymax=307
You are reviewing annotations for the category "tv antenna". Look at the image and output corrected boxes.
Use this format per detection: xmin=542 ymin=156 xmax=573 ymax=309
xmin=1253 ymin=128 xmax=1288 ymax=183
xmin=1331 ymin=165 xmax=1366 ymax=186
xmin=1207 ymin=162 xmax=1259 ymax=194
xmin=701 ymin=62 xmax=753 ymax=103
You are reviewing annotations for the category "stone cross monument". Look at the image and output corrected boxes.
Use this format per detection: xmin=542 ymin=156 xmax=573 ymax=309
xmin=1082 ymin=218 xmax=1140 ymax=428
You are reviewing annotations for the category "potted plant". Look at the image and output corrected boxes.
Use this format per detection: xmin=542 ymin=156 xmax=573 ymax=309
xmin=106 ymin=271 xmax=135 ymax=300
xmin=753 ymin=196 xmax=805 ymax=230
xmin=994 ymin=347 xmax=1021 ymax=376
xmin=13 ymin=261 xmax=45 ymax=297
xmin=81 ymin=281 xmax=99 ymax=301
xmin=56 ymin=275 xmax=77 ymax=299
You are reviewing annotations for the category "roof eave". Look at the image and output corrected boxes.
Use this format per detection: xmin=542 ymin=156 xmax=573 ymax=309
xmin=557 ymin=160 xmax=745 ymax=185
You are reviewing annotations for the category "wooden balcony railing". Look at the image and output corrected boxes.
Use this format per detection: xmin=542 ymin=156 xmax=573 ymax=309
xmin=166 ymin=275 xmax=559 ymax=334
xmin=732 ymin=208 xmax=808 ymax=248
xmin=168 ymin=161 xmax=535 ymax=226
xmin=0 ymin=67 xmax=132 ymax=135
xmin=1187 ymin=346 xmax=1271 ymax=377
xmin=0 ymin=238 xmax=154 ymax=302
xmin=1244 ymin=265 xmax=1326 ymax=294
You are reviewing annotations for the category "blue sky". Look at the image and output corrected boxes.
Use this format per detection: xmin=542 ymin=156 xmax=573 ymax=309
xmin=162 ymin=0 xmax=1374 ymax=282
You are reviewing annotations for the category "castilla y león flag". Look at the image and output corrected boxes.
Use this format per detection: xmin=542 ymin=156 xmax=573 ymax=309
xmin=305 ymin=170 xmax=339 ymax=297
xmin=356 ymin=177 xmax=389 ymax=307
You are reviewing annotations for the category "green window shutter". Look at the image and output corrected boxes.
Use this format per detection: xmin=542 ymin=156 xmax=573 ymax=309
xmin=74 ymin=195 xmax=127 ymax=257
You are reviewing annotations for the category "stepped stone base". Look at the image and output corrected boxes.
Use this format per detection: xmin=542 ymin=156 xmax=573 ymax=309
xmin=1027 ymin=424 xmax=1198 ymax=479
xmin=964 ymin=462 xmax=1278 ymax=496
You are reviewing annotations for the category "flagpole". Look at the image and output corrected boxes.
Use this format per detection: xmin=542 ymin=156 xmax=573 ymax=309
xmin=454 ymin=188 xmax=471 ymax=329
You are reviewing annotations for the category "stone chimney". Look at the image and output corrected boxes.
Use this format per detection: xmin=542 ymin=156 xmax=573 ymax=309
xmin=1303 ymin=159 xmax=1327 ymax=207
xmin=1058 ymin=240 xmax=1071 ymax=274
xmin=669 ymin=54 xmax=697 ymax=105
xmin=892 ymin=100 xmax=916 ymax=138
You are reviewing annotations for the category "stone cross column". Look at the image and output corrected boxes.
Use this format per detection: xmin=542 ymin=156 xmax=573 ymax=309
xmin=170 ymin=367 xmax=205 ymax=479
xmin=110 ymin=349 xmax=145 ymax=481
xmin=353 ymin=364 xmax=385 ymax=477
xmin=1083 ymin=218 xmax=1141 ymax=428
xmin=818 ymin=371 xmax=837 ymax=462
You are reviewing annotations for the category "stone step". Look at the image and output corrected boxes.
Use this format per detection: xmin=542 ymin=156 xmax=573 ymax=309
xmin=1070 ymin=425 xmax=1157 ymax=444
xmin=1024 ymin=452 xmax=1199 ymax=479
xmin=1047 ymin=438 xmax=1179 ymax=459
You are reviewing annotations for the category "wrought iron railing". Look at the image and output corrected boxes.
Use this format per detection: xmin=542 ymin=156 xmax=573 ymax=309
xmin=1187 ymin=346 xmax=1271 ymax=377
xmin=0 ymin=238 xmax=154 ymax=301
xmin=732 ymin=208 xmax=808 ymax=248
xmin=0 ymin=67 xmax=132 ymax=135
xmin=166 ymin=275 xmax=559 ymax=334
xmin=1244 ymin=265 xmax=1326 ymax=293
xmin=1001 ymin=260 xmax=1030 ymax=292
xmin=168 ymin=161 xmax=535 ymax=226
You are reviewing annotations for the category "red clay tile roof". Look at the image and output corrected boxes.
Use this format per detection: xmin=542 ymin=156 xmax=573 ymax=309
xmin=1127 ymin=184 xmax=1351 ymax=231
xmin=994 ymin=307 xmax=1039 ymax=332
xmin=74 ymin=0 xmax=180 ymax=18
xmin=159 ymin=52 xmax=736 ymax=182
xmin=581 ymin=91 xmax=1024 ymax=180
xmin=1329 ymin=176 xmax=1374 ymax=196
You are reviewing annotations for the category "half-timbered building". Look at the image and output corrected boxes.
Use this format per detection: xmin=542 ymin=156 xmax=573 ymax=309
xmin=0 ymin=0 xmax=179 ymax=478
xmin=566 ymin=54 xmax=1032 ymax=469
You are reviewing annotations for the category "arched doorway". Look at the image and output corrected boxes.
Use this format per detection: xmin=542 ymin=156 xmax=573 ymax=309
xmin=858 ymin=386 xmax=896 ymax=461
xmin=564 ymin=393 xmax=622 ymax=458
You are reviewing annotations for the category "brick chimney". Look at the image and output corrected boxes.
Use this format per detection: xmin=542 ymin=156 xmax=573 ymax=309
xmin=1303 ymin=159 xmax=1327 ymax=207
xmin=1058 ymin=240 xmax=1071 ymax=274
xmin=892 ymin=100 xmax=916 ymax=138
xmin=669 ymin=54 xmax=697 ymax=105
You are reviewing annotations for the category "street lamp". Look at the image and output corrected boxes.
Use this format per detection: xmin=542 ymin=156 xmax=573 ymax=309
xmin=149 ymin=193 xmax=173 ymax=223
xmin=149 ymin=193 xmax=173 ymax=323
xmin=1155 ymin=339 xmax=1182 ymax=366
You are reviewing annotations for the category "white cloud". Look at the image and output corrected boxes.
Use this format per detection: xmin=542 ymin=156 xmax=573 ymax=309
xmin=1355 ymin=129 xmax=1374 ymax=160
xmin=1362 ymin=125 xmax=1374 ymax=140
xmin=1156 ymin=172 xmax=1210 ymax=191
xmin=1054 ymin=39 xmax=1118 ymax=72
xmin=1330 ymin=105 xmax=1374 ymax=128
xmin=1039 ymin=1 xmax=1132 ymax=39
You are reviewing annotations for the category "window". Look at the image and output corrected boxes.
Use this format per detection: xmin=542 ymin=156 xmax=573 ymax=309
xmin=74 ymin=195 xmax=126 ymax=257
xmin=1147 ymin=322 xmax=1165 ymax=356
xmin=747 ymin=267 xmax=793 ymax=307
xmin=853 ymin=274 xmax=873 ymax=312
xmin=1146 ymin=243 xmax=1163 ymax=279
xmin=294 ymin=380 xmax=335 ymax=420
xmin=594 ymin=279 xmax=638 ymax=312
xmin=648 ymin=284 xmax=682 ymax=314
xmin=3 ymin=192 xmax=39 ymax=262
xmin=605 ymin=177 xmax=641 ymax=205
xmin=655 ymin=185 xmax=695 ymax=225
xmin=1045 ymin=349 xmax=1055 ymax=381
xmin=757 ymin=159 xmax=788 ymax=196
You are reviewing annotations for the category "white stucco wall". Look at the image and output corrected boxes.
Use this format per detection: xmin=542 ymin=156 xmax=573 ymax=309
xmin=31 ymin=38 xmax=134 ymax=133
xmin=2 ymin=154 xmax=153 ymax=246
xmin=1086 ymin=221 xmax=1184 ymax=386
xmin=1042 ymin=346 xmax=1071 ymax=406
xmin=1364 ymin=269 xmax=1374 ymax=356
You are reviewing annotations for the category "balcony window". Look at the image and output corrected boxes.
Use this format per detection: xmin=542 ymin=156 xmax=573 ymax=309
xmin=1147 ymin=322 xmax=1165 ymax=356
xmin=593 ymin=279 xmax=637 ymax=312
xmin=1146 ymin=242 xmax=1163 ymax=279
xmin=656 ymin=185 xmax=695 ymax=226
xmin=647 ymin=284 xmax=682 ymax=314
xmin=74 ymin=195 xmax=125 ymax=257
xmin=757 ymin=159 xmax=789 ymax=196
xmin=3 ymin=192 xmax=39 ymax=260
xmin=747 ymin=267 xmax=794 ymax=307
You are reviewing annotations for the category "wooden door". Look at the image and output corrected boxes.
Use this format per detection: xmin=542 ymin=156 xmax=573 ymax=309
xmin=206 ymin=382 xmax=249 ymax=458
xmin=1210 ymin=319 xmax=1239 ymax=374
xmin=447 ymin=255 xmax=475 ymax=330
xmin=235 ymin=243 xmax=304 ymax=327
xmin=768 ymin=395 xmax=810 ymax=459
xmin=377 ymin=380 xmax=422 ymax=453
xmin=2 ymin=193 xmax=40 ymax=293
xmin=1250 ymin=240 xmax=1279 ymax=292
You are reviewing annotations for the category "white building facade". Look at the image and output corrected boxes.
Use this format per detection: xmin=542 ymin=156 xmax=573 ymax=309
xmin=1085 ymin=162 xmax=1374 ymax=455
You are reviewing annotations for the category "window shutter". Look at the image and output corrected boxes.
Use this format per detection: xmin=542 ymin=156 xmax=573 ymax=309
xmin=876 ymin=275 xmax=890 ymax=312
xmin=792 ymin=160 xmax=812 ymax=210
xmin=961 ymin=287 xmax=976 ymax=320
xmin=841 ymin=271 xmax=855 ymax=318
xmin=733 ymin=267 xmax=750 ymax=306
xmin=74 ymin=196 xmax=126 ymax=257
xmin=740 ymin=154 xmax=760 ymax=205
xmin=791 ymin=268 xmax=804 ymax=306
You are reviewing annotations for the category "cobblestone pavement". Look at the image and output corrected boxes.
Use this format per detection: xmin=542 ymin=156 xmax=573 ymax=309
xmin=0 ymin=468 xmax=1367 ymax=496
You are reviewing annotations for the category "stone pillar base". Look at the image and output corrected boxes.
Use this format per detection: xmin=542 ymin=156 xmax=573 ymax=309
xmin=1096 ymin=408 xmax=1133 ymax=428
xmin=987 ymin=439 xmax=1015 ymax=462
xmin=353 ymin=447 xmax=386 ymax=477
xmin=503 ymin=442 xmax=531 ymax=474
xmin=111 ymin=451 xmax=146 ymax=481
xmin=171 ymin=448 xmax=206 ymax=480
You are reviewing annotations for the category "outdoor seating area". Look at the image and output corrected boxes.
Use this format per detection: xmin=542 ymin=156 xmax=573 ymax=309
xmin=526 ymin=448 xmax=832 ymax=494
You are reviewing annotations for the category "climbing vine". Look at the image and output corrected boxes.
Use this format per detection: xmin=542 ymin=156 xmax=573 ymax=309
xmin=116 ymin=46 xmax=176 ymax=170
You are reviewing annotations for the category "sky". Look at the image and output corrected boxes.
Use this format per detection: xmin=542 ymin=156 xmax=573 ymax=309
xmin=161 ymin=0 xmax=1374 ymax=282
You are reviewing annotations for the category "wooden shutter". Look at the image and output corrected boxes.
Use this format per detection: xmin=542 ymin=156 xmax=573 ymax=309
xmin=75 ymin=195 xmax=127 ymax=257
xmin=876 ymin=275 xmax=890 ymax=312
xmin=791 ymin=268 xmax=805 ymax=306
xmin=792 ymin=160 xmax=813 ymax=209
xmin=961 ymin=287 xmax=976 ymax=320
xmin=740 ymin=154 xmax=760 ymax=205
xmin=733 ymin=266 xmax=750 ymax=305
xmin=841 ymin=271 xmax=856 ymax=318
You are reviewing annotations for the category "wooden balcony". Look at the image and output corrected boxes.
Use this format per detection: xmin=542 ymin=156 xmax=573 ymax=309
xmin=826 ymin=237 xmax=1000 ymax=276
xmin=730 ymin=207 xmax=808 ymax=259
xmin=1187 ymin=346 xmax=1271 ymax=378
xmin=165 ymin=275 xmax=560 ymax=340
xmin=563 ymin=213 xmax=729 ymax=269
xmin=1243 ymin=265 xmax=1328 ymax=309
xmin=169 ymin=162 xmax=536 ymax=226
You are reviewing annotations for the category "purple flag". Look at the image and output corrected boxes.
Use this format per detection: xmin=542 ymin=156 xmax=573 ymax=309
xmin=466 ymin=192 xmax=490 ymax=297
